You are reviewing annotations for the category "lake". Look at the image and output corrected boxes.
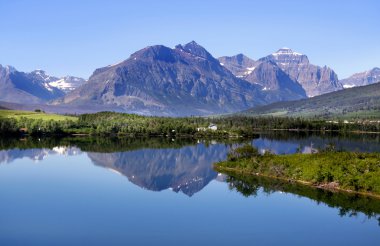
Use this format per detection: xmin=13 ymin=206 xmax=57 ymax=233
xmin=0 ymin=132 xmax=379 ymax=245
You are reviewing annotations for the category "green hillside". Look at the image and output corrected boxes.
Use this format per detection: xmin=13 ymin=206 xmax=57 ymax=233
xmin=241 ymin=82 xmax=380 ymax=119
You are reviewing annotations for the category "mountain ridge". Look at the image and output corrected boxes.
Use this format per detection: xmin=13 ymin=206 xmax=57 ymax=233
xmin=239 ymin=81 xmax=380 ymax=119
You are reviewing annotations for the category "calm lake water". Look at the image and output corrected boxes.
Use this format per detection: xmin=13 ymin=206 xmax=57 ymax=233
xmin=0 ymin=133 xmax=379 ymax=245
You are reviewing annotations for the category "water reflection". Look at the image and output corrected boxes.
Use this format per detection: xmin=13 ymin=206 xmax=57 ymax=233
xmin=0 ymin=132 xmax=379 ymax=197
xmin=88 ymin=143 xmax=228 ymax=196
xmin=225 ymin=171 xmax=380 ymax=225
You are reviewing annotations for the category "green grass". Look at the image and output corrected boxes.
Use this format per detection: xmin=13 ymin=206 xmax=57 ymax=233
xmin=215 ymin=145 xmax=380 ymax=197
xmin=0 ymin=110 xmax=77 ymax=121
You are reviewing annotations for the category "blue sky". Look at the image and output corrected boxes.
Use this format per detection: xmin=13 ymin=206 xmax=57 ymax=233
xmin=0 ymin=0 xmax=379 ymax=79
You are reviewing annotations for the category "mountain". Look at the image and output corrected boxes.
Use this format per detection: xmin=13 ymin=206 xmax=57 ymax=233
xmin=0 ymin=65 xmax=85 ymax=104
xmin=340 ymin=67 xmax=380 ymax=88
xmin=61 ymin=41 xmax=314 ymax=116
xmin=60 ymin=41 xmax=268 ymax=116
xmin=243 ymin=61 xmax=307 ymax=101
xmin=218 ymin=54 xmax=256 ymax=78
xmin=259 ymin=48 xmax=343 ymax=97
xmin=218 ymin=54 xmax=306 ymax=100
xmin=48 ymin=76 xmax=86 ymax=93
xmin=0 ymin=65 xmax=65 ymax=104
xmin=240 ymin=81 xmax=380 ymax=119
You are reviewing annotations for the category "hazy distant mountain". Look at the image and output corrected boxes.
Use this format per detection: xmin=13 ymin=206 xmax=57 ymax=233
xmin=259 ymin=48 xmax=343 ymax=97
xmin=0 ymin=65 xmax=64 ymax=104
xmin=340 ymin=67 xmax=380 ymax=88
xmin=60 ymin=41 xmax=268 ymax=116
xmin=240 ymin=81 xmax=380 ymax=119
xmin=0 ymin=65 xmax=85 ymax=104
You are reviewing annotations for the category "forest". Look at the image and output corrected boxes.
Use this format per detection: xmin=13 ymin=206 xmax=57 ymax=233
xmin=1 ymin=110 xmax=380 ymax=137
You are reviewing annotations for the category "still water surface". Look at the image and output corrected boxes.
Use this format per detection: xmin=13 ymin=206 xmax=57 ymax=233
xmin=0 ymin=133 xmax=379 ymax=245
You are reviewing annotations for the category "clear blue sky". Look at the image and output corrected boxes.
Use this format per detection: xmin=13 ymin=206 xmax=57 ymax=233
xmin=0 ymin=0 xmax=379 ymax=79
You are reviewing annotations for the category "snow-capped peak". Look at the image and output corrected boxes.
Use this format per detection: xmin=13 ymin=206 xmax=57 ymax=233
xmin=31 ymin=69 xmax=57 ymax=82
xmin=48 ymin=76 xmax=85 ymax=93
xmin=272 ymin=47 xmax=303 ymax=56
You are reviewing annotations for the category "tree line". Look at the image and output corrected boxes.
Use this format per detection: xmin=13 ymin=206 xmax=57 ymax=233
xmin=1 ymin=111 xmax=380 ymax=136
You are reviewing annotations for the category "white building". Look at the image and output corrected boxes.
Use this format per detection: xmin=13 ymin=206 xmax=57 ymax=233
xmin=208 ymin=124 xmax=217 ymax=131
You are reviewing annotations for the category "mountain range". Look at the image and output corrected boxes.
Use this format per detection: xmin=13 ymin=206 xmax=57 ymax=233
xmin=0 ymin=65 xmax=85 ymax=104
xmin=0 ymin=41 xmax=378 ymax=116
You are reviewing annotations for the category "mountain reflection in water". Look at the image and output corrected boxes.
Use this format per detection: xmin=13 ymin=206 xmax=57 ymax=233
xmin=0 ymin=132 xmax=379 ymax=198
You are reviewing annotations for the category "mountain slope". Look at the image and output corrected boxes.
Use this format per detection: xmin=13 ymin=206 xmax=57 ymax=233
xmin=241 ymin=82 xmax=380 ymax=119
xmin=340 ymin=67 xmax=380 ymax=88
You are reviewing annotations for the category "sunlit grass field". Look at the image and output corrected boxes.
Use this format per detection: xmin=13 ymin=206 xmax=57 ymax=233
xmin=0 ymin=110 xmax=77 ymax=121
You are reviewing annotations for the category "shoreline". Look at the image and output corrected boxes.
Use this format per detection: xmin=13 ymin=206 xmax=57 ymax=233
xmin=214 ymin=165 xmax=380 ymax=200
xmin=3 ymin=127 xmax=380 ymax=138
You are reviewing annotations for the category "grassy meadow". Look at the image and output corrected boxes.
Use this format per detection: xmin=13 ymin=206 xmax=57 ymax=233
xmin=0 ymin=109 xmax=77 ymax=121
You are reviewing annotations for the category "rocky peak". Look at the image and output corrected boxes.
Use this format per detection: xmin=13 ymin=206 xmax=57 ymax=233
xmin=29 ymin=69 xmax=59 ymax=83
xmin=176 ymin=41 xmax=214 ymax=60
xmin=131 ymin=45 xmax=176 ymax=63
xmin=267 ymin=47 xmax=310 ymax=65
xmin=273 ymin=47 xmax=302 ymax=55
xmin=217 ymin=54 xmax=257 ymax=78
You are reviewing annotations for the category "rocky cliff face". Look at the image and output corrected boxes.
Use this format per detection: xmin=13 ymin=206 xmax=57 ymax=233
xmin=340 ymin=67 xmax=380 ymax=88
xmin=259 ymin=48 xmax=343 ymax=97
xmin=61 ymin=41 xmax=267 ymax=116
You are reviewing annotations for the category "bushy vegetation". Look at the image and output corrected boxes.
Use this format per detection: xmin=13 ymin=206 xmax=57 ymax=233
xmin=215 ymin=145 xmax=380 ymax=196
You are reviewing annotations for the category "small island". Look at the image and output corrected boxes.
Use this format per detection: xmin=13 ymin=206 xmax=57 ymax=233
xmin=214 ymin=145 xmax=380 ymax=198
